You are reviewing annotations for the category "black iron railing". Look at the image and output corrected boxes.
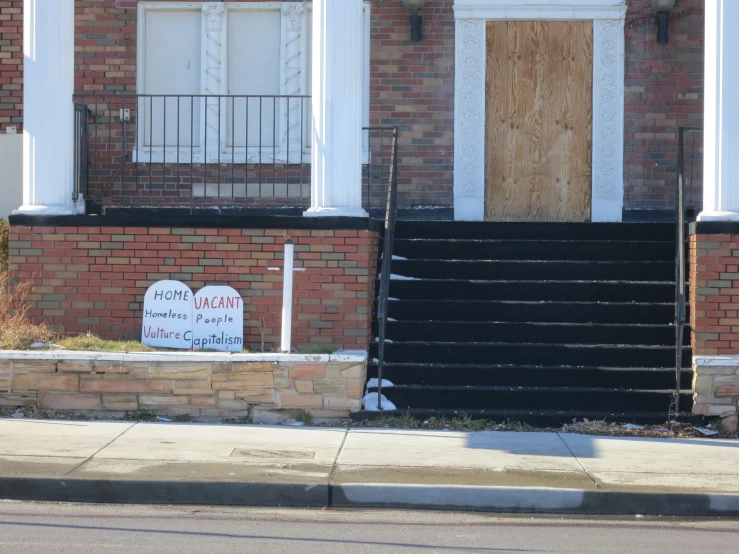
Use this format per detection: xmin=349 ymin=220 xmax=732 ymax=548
xmin=73 ymin=103 xmax=90 ymax=202
xmin=72 ymin=93 xmax=393 ymax=211
xmin=375 ymin=127 xmax=399 ymax=410
xmin=671 ymin=126 xmax=702 ymax=420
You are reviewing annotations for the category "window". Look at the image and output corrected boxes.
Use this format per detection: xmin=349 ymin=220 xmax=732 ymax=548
xmin=136 ymin=2 xmax=371 ymax=164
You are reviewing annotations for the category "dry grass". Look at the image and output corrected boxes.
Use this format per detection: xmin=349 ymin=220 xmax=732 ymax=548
xmin=57 ymin=332 xmax=159 ymax=352
xmin=0 ymin=219 xmax=8 ymax=271
xmin=0 ymin=270 xmax=56 ymax=350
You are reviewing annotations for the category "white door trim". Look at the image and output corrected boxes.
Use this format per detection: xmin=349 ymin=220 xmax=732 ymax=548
xmin=453 ymin=0 xmax=627 ymax=221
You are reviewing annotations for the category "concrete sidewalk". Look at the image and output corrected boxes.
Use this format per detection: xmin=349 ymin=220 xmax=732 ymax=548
xmin=1 ymin=419 xmax=739 ymax=515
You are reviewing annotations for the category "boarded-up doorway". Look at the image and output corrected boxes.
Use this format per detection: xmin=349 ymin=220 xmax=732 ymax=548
xmin=485 ymin=20 xmax=593 ymax=222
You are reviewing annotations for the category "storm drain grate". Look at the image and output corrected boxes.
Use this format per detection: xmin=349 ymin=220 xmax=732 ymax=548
xmin=230 ymin=448 xmax=316 ymax=460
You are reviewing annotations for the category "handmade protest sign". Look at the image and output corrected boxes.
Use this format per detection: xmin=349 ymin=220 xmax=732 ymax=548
xmin=141 ymin=281 xmax=193 ymax=349
xmin=192 ymin=286 xmax=244 ymax=352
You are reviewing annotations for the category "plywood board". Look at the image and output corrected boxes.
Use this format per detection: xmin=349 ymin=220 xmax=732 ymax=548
xmin=485 ymin=21 xmax=593 ymax=222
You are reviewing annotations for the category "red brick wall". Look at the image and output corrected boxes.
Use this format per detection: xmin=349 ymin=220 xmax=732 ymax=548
xmin=0 ymin=0 xmax=707 ymax=211
xmin=690 ymin=234 xmax=739 ymax=356
xmin=371 ymin=1 xmax=454 ymax=208
xmin=0 ymin=0 xmax=22 ymax=131
xmin=624 ymin=0 xmax=705 ymax=212
xmin=9 ymin=224 xmax=379 ymax=351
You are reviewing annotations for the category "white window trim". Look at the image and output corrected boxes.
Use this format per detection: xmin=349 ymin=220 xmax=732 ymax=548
xmin=135 ymin=1 xmax=371 ymax=165
xmin=453 ymin=0 xmax=627 ymax=222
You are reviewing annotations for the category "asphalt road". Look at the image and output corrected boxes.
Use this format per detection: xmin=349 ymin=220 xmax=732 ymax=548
xmin=1 ymin=501 xmax=738 ymax=553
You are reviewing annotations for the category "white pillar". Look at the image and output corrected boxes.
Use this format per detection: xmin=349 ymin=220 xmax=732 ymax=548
xmin=698 ymin=0 xmax=739 ymax=221
xmin=16 ymin=0 xmax=75 ymax=215
xmin=305 ymin=0 xmax=367 ymax=218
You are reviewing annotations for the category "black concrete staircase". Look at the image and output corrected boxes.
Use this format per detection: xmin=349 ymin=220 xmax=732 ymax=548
xmin=359 ymin=221 xmax=694 ymax=426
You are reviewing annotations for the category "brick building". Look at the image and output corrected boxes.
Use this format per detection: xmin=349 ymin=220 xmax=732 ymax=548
xmin=5 ymin=0 xmax=739 ymax=423
xmin=1 ymin=0 xmax=705 ymax=217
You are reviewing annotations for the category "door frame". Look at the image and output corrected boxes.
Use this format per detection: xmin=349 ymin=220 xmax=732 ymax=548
xmin=453 ymin=0 xmax=627 ymax=222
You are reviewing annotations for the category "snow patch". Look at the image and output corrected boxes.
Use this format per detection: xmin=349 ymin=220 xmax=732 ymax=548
xmin=390 ymin=274 xmax=420 ymax=281
xmin=392 ymin=255 xmax=407 ymax=261
xmin=362 ymin=392 xmax=396 ymax=411
xmin=366 ymin=378 xmax=394 ymax=390
xmin=387 ymin=318 xmax=397 ymax=322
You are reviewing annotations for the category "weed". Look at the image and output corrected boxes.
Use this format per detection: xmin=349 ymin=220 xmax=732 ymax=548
xmin=374 ymin=408 xmax=420 ymax=429
xmin=501 ymin=419 xmax=538 ymax=432
xmin=126 ymin=410 xmax=157 ymax=422
xmin=0 ymin=220 xmax=8 ymax=271
xmin=296 ymin=410 xmax=314 ymax=426
xmin=453 ymin=413 xmax=487 ymax=431
xmin=293 ymin=344 xmax=337 ymax=355
xmin=0 ymin=270 xmax=56 ymax=349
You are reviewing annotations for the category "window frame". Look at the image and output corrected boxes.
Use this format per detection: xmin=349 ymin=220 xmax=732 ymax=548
xmin=135 ymin=1 xmax=371 ymax=164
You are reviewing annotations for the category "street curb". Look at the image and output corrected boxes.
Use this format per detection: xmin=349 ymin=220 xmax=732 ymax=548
xmin=333 ymin=484 xmax=739 ymax=516
xmin=3 ymin=478 xmax=739 ymax=516
xmin=0 ymin=478 xmax=328 ymax=508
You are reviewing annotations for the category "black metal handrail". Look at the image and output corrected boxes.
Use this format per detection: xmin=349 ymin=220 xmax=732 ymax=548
xmin=671 ymin=126 xmax=702 ymax=420
xmin=375 ymin=126 xmax=399 ymax=410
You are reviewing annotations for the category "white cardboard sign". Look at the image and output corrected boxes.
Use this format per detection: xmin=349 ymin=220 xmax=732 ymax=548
xmin=192 ymin=286 xmax=244 ymax=352
xmin=141 ymin=281 xmax=193 ymax=349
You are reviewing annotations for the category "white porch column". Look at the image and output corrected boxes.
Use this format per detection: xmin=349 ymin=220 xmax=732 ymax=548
xmin=698 ymin=0 xmax=739 ymax=221
xmin=16 ymin=0 xmax=75 ymax=215
xmin=305 ymin=0 xmax=367 ymax=218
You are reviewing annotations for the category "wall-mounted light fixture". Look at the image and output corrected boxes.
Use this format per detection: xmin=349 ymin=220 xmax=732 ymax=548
xmin=651 ymin=0 xmax=676 ymax=44
xmin=401 ymin=0 xmax=428 ymax=42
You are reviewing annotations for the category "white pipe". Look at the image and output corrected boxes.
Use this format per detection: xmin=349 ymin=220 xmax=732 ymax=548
xmin=281 ymin=240 xmax=295 ymax=353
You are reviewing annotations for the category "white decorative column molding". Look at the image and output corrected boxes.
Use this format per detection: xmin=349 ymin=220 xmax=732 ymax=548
xmin=280 ymin=2 xmax=308 ymax=158
xmin=16 ymin=0 xmax=75 ymax=215
xmin=453 ymin=19 xmax=486 ymax=221
xmin=305 ymin=0 xmax=367 ymax=218
xmin=591 ymin=18 xmax=626 ymax=222
xmin=698 ymin=0 xmax=739 ymax=221
xmin=452 ymin=0 xmax=626 ymax=222
xmin=201 ymin=2 xmax=225 ymax=162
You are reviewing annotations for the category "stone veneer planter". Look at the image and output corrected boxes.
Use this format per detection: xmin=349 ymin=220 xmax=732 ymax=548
xmin=693 ymin=356 xmax=739 ymax=418
xmin=0 ymin=350 xmax=367 ymax=422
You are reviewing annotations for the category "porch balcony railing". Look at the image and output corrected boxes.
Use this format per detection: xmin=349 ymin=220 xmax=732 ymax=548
xmin=72 ymin=93 xmax=395 ymax=213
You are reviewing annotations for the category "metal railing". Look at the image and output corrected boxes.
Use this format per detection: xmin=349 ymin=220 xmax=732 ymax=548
xmin=375 ymin=127 xmax=399 ymax=410
xmin=72 ymin=93 xmax=394 ymax=212
xmin=73 ymin=103 xmax=90 ymax=202
xmin=671 ymin=126 xmax=702 ymax=420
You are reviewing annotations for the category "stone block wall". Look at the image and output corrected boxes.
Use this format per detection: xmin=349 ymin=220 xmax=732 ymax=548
xmin=690 ymin=230 xmax=739 ymax=419
xmin=8 ymin=217 xmax=380 ymax=352
xmin=0 ymin=352 xmax=367 ymax=420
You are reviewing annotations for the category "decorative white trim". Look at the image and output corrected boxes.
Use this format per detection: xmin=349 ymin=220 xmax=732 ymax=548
xmin=453 ymin=19 xmax=486 ymax=221
xmin=280 ymin=2 xmax=308 ymax=158
xmin=698 ymin=0 xmax=739 ymax=222
xmin=591 ymin=18 xmax=625 ymax=221
xmin=453 ymin=0 xmax=627 ymax=20
xmin=452 ymin=0 xmax=626 ymax=222
xmin=201 ymin=2 xmax=227 ymax=159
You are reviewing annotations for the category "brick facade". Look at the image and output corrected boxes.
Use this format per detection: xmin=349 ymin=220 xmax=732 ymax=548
xmin=690 ymin=232 xmax=739 ymax=419
xmin=0 ymin=352 xmax=368 ymax=419
xmin=689 ymin=234 xmax=739 ymax=356
xmin=624 ymin=0 xmax=705 ymax=212
xmin=8 ymin=222 xmax=379 ymax=351
xmin=0 ymin=0 xmax=706 ymax=211
xmin=0 ymin=0 xmax=22 ymax=130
